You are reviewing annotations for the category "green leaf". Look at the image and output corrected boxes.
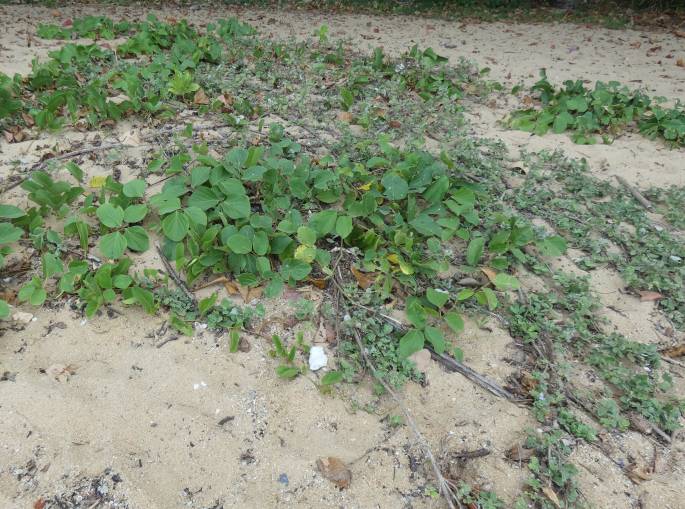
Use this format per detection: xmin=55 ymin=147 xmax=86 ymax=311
xmin=398 ymin=329 xmax=424 ymax=359
xmin=42 ymin=253 xmax=63 ymax=279
xmin=405 ymin=297 xmax=427 ymax=328
xmin=252 ymin=231 xmax=269 ymax=256
xmin=539 ymin=235 xmax=567 ymax=257
xmin=184 ymin=206 xmax=207 ymax=226
xmin=131 ymin=286 xmax=156 ymax=314
xmin=444 ymin=311 xmax=464 ymax=335
xmin=0 ymin=204 xmax=25 ymax=219
xmin=123 ymin=226 xmax=149 ymax=252
xmin=493 ymin=273 xmax=520 ymax=291
xmin=424 ymin=326 xmax=446 ymax=354
xmin=381 ymin=174 xmax=409 ymax=200
xmin=226 ymin=233 xmax=252 ymax=254
xmin=297 ymin=226 xmax=317 ymax=246
xmin=29 ymin=287 xmax=47 ymax=306
xmin=191 ymin=166 xmax=211 ymax=187
xmin=162 ymin=210 xmax=190 ymax=242
xmin=309 ymin=210 xmax=337 ymax=236
xmin=0 ymin=223 xmax=23 ymax=244
xmin=99 ymin=231 xmax=127 ymax=259
xmin=280 ymin=259 xmax=311 ymax=281
xmin=0 ymin=299 xmax=10 ymax=319
xmin=476 ymin=287 xmax=498 ymax=310
xmin=112 ymin=274 xmax=133 ymax=289
xmin=335 ymin=215 xmax=353 ymax=239
xmin=123 ymin=204 xmax=148 ymax=223
xmin=409 ymin=214 xmax=442 ymax=237
xmin=320 ymin=371 xmax=344 ymax=386
xmin=229 ymin=329 xmax=240 ymax=353
xmin=276 ymin=365 xmax=300 ymax=379
xmin=188 ymin=187 xmax=220 ymax=210
xmin=426 ymin=288 xmax=449 ymax=308
xmin=96 ymin=202 xmax=125 ymax=228
xmin=199 ymin=293 xmax=218 ymax=316
xmin=466 ymin=237 xmax=485 ymax=266
xmin=122 ymin=178 xmax=146 ymax=198
xmin=65 ymin=162 xmax=84 ymax=182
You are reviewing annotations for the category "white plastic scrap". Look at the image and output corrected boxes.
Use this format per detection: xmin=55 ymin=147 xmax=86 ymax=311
xmin=308 ymin=346 xmax=328 ymax=371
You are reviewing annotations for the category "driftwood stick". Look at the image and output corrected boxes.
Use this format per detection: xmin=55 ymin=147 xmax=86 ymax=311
xmin=615 ymin=175 xmax=653 ymax=210
xmin=155 ymin=243 xmax=197 ymax=306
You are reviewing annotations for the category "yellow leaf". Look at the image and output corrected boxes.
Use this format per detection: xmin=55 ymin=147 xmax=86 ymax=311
xmin=294 ymin=245 xmax=316 ymax=263
xmin=89 ymin=176 xmax=107 ymax=189
xmin=387 ymin=254 xmax=400 ymax=264
xmin=357 ymin=182 xmax=372 ymax=191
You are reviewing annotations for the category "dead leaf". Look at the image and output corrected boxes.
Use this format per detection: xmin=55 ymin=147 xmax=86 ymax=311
xmin=661 ymin=343 xmax=685 ymax=358
xmin=316 ymin=456 xmax=352 ymax=489
xmin=457 ymin=277 xmax=480 ymax=287
xmin=351 ymin=266 xmax=376 ymax=289
xmin=193 ymin=88 xmax=209 ymax=105
xmin=505 ymin=443 xmax=535 ymax=461
xmin=33 ymin=498 xmax=46 ymax=509
xmin=337 ymin=111 xmax=353 ymax=123
xmin=388 ymin=119 xmax=401 ymax=128
xmin=247 ymin=286 xmax=263 ymax=301
xmin=480 ymin=267 xmax=497 ymax=284
xmin=217 ymin=93 xmax=233 ymax=111
xmin=630 ymin=41 xmax=641 ymax=49
xmin=639 ymin=290 xmax=664 ymax=301
xmin=46 ymin=363 xmax=77 ymax=381
xmin=674 ymin=30 xmax=685 ymax=38
xmin=677 ymin=58 xmax=685 ymax=68
xmin=541 ymin=486 xmax=561 ymax=508
xmin=626 ymin=463 xmax=652 ymax=484
xmin=21 ymin=112 xmax=35 ymax=127
xmin=308 ymin=277 xmax=327 ymax=290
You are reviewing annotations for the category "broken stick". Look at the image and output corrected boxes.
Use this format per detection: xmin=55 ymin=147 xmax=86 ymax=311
xmin=615 ymin=175 xmax=653 ymax=210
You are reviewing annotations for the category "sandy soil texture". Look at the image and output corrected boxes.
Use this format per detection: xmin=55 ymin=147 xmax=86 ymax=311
xmin=1 ymin=3 xmax=684 ymax=509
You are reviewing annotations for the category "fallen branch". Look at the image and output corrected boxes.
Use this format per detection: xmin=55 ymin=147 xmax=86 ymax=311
xmin=155 ymin=243 xmax=197 ymax=306
xmin=428 ymin=349 xmax=521 ymax=402
xmin=350 ymin=326 xmax=461 ymax=509
xmin=331 ymin=273 xmax=517 ymax=402
xmin=615 ymin=175 xmax=653 ymax=210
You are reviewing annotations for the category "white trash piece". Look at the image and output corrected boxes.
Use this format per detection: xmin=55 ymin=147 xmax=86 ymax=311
xmin=308 ymin=346 xmax=328 ymax=371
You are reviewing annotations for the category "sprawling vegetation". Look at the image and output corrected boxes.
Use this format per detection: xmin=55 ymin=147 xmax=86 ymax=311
xmin=1 ymin=13 xmax=683 ymax=508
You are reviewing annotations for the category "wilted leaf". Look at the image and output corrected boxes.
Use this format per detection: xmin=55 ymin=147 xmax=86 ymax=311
xmin=194 ymin=88 xmax=209 ymax=105
xmin=505 ymin=444 xmax=535 ymax=461
xmin=480 ymin=267 xmax=497 ymax=283
xmin=351 ymin=266 xmax=376 ymax=289
xmin=639 ymin=290 xmax=664 ymax=301
xmin=316 ymin=456 xmax=352 ymax=489
xmin=661 ymin=343 xmax=685 ymax=358
xmin=541 ymin=486 xmax=561 ymax=508
xmin=337 ymin=111 xmax=353 ymax=123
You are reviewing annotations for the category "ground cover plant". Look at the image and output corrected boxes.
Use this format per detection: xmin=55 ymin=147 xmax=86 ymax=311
xmin=1 ymin=12 xmax=683 ymax=509
xmin=507 ymin=70 xmax=685 ymax=146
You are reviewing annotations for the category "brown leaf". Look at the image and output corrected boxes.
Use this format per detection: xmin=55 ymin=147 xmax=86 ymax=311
xmin=21 ymin=112 xmax=35 ymax=127
xmin=674 ymin=30 xmax=685 ymax=38
xmin=505 ymin=444 xmax=534 ymax=461
xmin=677 ymin=58 xmax=685 ymax=68
xmin=337 ymin=111 xmax=353 ymax=123
xmin=639 ymin=290 xmax=664 ymax=301
xmin=351 ymin=266 xmax=376 ymax=289
xmin=193 ymin=88 xmax=209 ymax=105
xmin=541 ymin=487 xmax=561 ymax=508
xmin=480 ymin=267 xmax=497 ymax=284
xmin=217 ymin=93 xmax=233 ymax=111
xmin=34 ymin=499 xmax=46 ymax=509
xmin=247 ymin=286 xmax=263 ymax=301
xmin=316 ymin=456 xmax=351 ymax=489
xmin=223 ymin=280 xmax=240 ymax=296
xmin=661 ymin=343 xmax=685 ymax=358
xmin=3 ymin=130 xmax=13 ymax=143
xmin=308 ymin=277 xmax=327 ymax=290
xmin=626 ymin=463 xmax=652 ymax=484
xmin=388 ymin=119 xmax=401 ymax=128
